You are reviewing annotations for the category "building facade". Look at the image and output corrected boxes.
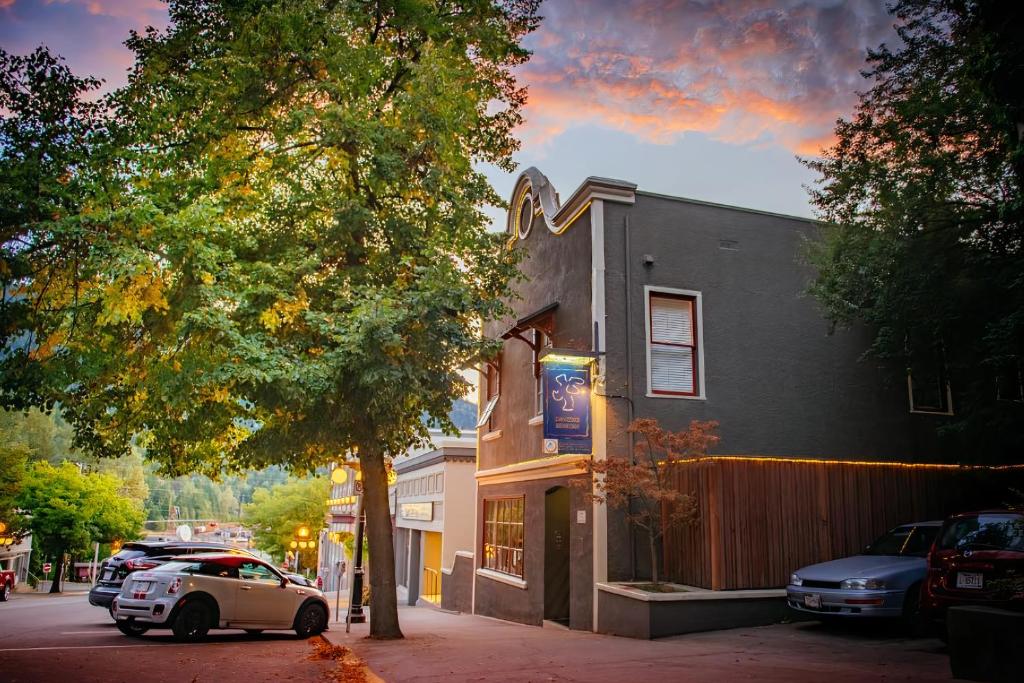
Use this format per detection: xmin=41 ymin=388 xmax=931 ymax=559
xmin=391 ymin=434 xmax=475 ymax=606
xmin=471 ymin=167 xmax=956 ymax=632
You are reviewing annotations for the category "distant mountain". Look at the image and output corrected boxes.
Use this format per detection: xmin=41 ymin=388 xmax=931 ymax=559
xmin=422 ymin=398 xmax=477 ymax=432
xmin=448 ymin=399 xmax=478 ymax=430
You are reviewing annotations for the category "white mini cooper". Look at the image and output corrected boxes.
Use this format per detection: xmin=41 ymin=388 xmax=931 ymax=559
xmin=113 ymin=553 xmax=329 ymax=641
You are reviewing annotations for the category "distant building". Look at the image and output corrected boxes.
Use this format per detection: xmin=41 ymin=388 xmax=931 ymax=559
xmin=0 ymin=533 xmax=32 ymax=584
xmin=319 ymin=400 xmax=478 ymax=598
xmin=391 ymin=434 xmax=475 ymax=606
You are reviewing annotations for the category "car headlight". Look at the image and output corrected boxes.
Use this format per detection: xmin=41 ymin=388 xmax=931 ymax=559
xmin=790 ymin=573 xmax=802 ymax=587
xmin=840 ymin=578 xmax=885 ymax=590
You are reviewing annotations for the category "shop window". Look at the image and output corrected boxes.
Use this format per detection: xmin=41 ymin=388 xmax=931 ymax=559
xmin=482 ymin=497 xmax=524 ymax=578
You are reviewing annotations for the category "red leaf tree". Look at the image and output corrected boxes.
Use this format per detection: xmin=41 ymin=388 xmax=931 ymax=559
xmin=582 ymin=418 xmax=719 ymax=585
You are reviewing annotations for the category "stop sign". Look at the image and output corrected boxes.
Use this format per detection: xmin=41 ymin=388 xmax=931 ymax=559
xmin=42 ymin=562 xmax=52 ymax=573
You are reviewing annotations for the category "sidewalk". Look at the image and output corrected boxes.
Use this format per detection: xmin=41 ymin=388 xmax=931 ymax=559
xmin=14 ymin=581 xmax=92 ymax=596
xmin=323 ymin=605 xmax=951 ymax=682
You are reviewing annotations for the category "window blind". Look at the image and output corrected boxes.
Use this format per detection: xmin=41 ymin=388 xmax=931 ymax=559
xmin=650 ymin=294 xmax=697 ymax=395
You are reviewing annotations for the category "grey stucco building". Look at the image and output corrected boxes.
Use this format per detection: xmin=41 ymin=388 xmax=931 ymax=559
xmin=465 ymin=167 xmax=954 ymax=634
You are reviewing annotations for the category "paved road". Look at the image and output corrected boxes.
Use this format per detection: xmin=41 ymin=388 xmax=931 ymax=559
xmin=1 ymin=592 xmax=956 ymax=682
xmin=0 ymin=592 xmax=335 ymax=682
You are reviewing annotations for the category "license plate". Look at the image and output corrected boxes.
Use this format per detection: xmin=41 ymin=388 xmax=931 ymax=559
xmin=956 ymin=572 xmax=983 ymax=589
xmin=134 ymin=581 xmax=152 ymax=592
xmin=803 ymin=594 xmax=822 ymax=609
xmin=102 ymin=569 xmax=115 ymax=581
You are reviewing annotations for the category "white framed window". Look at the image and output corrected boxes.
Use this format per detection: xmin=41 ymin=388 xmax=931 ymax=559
xmin=482 ymin=497 xmax=524 ymax=578
xmin=516 ymin=190 xmax=534 ymax=239
xmin=996 ymin=359 xmax=1023 ymax=402
xmin=906 ymin=345 xmax=953 ymax=415
xmin=477 ymin=357 xmax=501 ymax=430
xmin=533 ymin=328 xmax=551 ymax=415
xmin=908 ymin=367 xmax=953 ymax=415
xmin=645 ymin=286 xmax=705 ymax=399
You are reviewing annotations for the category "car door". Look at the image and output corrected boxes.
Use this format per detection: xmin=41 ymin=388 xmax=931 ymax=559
xmin=234 ymin=561 xmax=293 ymax=627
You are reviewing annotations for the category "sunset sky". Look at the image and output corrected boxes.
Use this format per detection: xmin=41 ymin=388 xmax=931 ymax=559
xmin=0 ymin=0 xmax=900 ymax=219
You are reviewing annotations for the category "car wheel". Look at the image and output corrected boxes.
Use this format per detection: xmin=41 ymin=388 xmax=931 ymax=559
xmin=116 ymin=620 xmax=150 ymax=637
xmin=0 ymin=582 xmax=10 ymax=602
xmin=172 ymin=601 xmax=212 ymax=643
xmin=294 ymin=603 xmax=327 ymax=638
xmin=244 ymin=629 xmax=263 ymax=636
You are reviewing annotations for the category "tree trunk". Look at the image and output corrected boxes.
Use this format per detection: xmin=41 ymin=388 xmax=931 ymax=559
xmin=359 ymin=446 xmax=403 ymax=639
xmin=49 ymin=550 xmax=66 ymax=593
xmin=649 ymin=532 xmax=659 ymax=585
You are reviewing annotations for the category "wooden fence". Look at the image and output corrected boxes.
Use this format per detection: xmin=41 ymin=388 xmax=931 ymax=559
xmin=661 ymin=457 xmax=1023 ymax=590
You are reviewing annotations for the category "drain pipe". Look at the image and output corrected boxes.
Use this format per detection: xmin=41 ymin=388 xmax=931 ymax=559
xmin=623 ymin=214 xmax=637 ymax=581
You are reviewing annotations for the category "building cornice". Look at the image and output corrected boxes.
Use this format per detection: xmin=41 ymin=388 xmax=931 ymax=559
xmin=505 ymin=168 xmax=636 ymax=244
xmin=394 ymin=448 xmax=476 ymax=475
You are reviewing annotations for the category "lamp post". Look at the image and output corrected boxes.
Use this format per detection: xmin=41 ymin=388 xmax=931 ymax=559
xmin=291 ymin=525 xmax=315 ymax=576
xmin=346 ymin=474 xmax=367 ymax=628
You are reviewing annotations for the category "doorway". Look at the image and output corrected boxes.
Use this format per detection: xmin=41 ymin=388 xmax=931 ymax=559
xmin=544 ymin=486 xmax=571 ymax=625
xmin=421 ymin=531 xmax=442 ymax=604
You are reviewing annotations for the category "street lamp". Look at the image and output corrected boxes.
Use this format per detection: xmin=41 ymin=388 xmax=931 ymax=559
xmin=291 ymin=525 xmax=316 ymax=575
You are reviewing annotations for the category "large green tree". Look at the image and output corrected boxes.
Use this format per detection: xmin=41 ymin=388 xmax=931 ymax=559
xmin=2 ymin=0 xmax=537 ymax=637
xmin=0 ymin=443 xmax=28 ymax=539
xmin=16 ymin=461 xmax=145 ymax=592
xmin=805 ymin=0 xmax=1024 ymax=462
xmin=242 ymin=477 xmax=330 ymax=569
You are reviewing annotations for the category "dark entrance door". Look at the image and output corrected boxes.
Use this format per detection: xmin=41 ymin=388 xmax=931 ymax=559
xmin=544 ymin=486 xmax=571 ymax=624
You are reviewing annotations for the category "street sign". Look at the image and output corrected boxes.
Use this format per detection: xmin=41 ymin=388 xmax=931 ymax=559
xmin=176 ymin=524 xmax=193 ymax=541
xmin=42 ymin=562 xmax=52 ymax=573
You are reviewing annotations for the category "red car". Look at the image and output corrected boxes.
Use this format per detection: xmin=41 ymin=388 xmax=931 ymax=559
xmin=922 ymin=510 xmax=1024 ymax=619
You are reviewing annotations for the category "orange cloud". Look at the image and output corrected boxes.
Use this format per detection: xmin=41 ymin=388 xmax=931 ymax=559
xmin=516 ymin=0 xmax=895 ymax=156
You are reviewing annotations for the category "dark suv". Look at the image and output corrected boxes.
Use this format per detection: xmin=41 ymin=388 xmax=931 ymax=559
xmin=88 ymin=541 xmax=256 ymax=617
xmin=922 ymin=510 xmax=1024 ymax=620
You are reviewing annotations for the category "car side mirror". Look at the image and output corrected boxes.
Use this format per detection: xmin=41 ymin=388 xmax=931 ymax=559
xmin=280 ymin=578 xmax=288 ymax=588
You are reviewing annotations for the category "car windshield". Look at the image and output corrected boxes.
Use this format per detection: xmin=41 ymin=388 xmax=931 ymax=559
xmin=864 ymin=525 xmax=939 ymax=557
xmin=938 ymin=514 xmax=1024 ymax=552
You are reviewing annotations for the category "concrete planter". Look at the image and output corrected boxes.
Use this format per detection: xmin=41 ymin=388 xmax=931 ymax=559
xmin=596 ymin=582 xmax=790 ymax=639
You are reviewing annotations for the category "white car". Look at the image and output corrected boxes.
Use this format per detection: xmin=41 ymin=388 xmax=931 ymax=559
xmin=113 ymin=553 xmax=329 ymax=641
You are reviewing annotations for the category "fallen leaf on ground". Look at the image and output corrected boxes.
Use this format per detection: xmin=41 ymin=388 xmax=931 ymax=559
xmin=309 ymin=637 xmax=369 ymax=683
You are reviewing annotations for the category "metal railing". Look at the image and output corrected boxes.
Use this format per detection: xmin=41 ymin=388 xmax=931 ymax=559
xmin=421 ymin=567 xmax=440 ymax=604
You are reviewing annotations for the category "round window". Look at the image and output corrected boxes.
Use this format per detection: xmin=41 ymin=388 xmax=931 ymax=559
xmin=517 ymin=191 xmax=533 ymax=238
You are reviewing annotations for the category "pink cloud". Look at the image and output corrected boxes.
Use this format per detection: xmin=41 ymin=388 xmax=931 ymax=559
xmin=518 ymin=0 xmax=897 ymax=156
